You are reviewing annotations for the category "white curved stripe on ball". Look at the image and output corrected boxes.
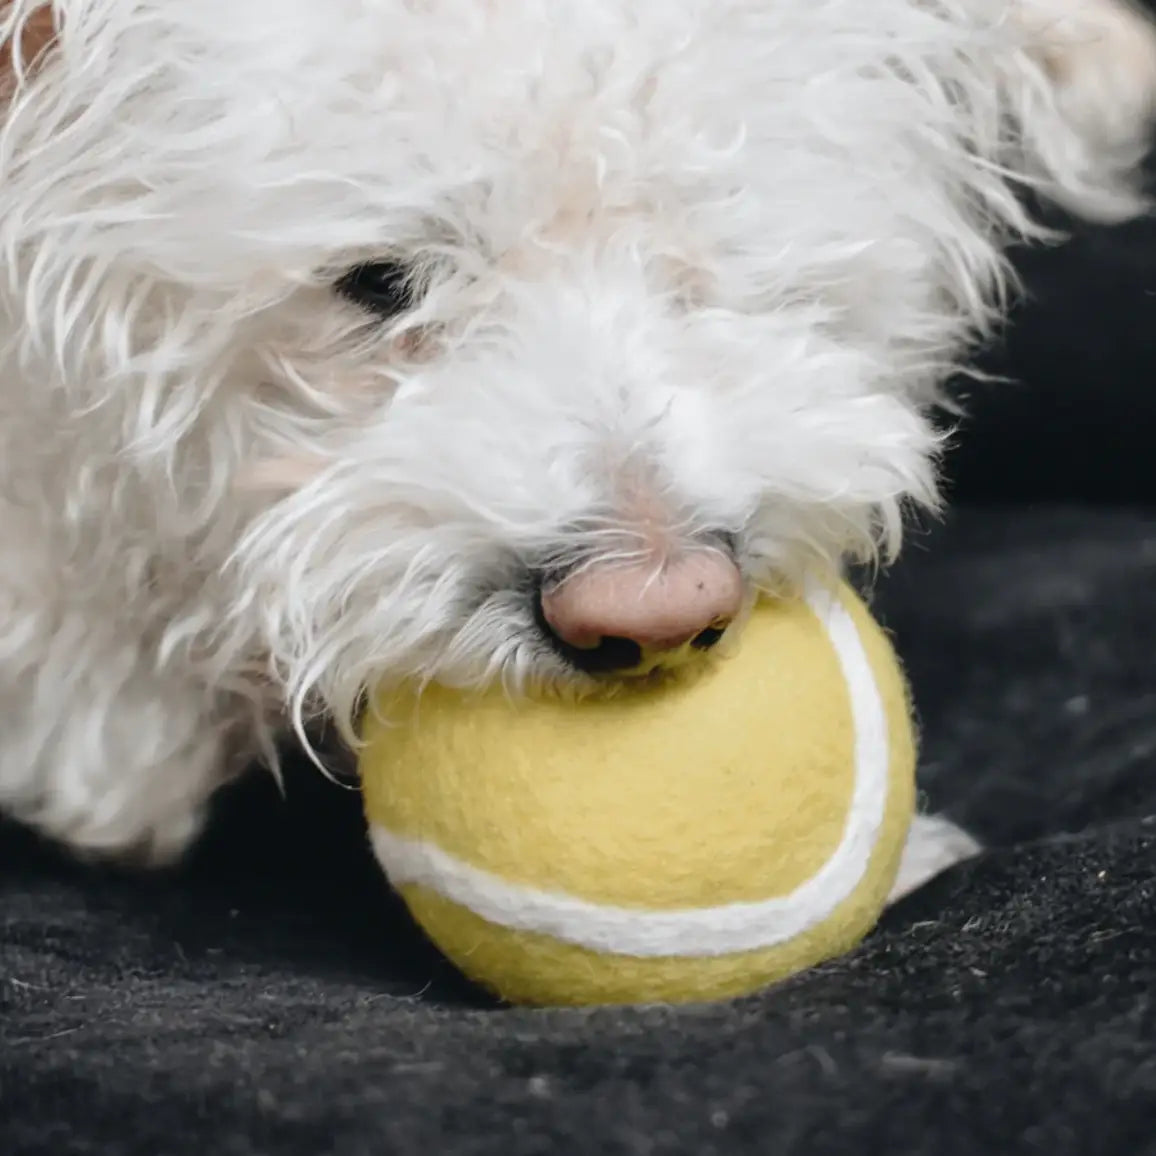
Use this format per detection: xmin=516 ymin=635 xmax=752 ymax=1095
xmin=369 ymin=582 xmax=891 ymax=958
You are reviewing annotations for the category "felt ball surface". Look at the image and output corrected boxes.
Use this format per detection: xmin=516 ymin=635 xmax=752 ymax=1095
xmin=360 ymin=581 xmax=915 ymax=1007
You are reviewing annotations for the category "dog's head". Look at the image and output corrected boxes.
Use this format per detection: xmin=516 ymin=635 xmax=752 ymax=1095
xmin=2 ymin=1 xmax=1038 ymax=732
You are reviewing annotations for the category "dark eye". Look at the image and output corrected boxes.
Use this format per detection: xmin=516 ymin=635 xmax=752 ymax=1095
xmin=335 ymin=260 xmax=414 ymax=318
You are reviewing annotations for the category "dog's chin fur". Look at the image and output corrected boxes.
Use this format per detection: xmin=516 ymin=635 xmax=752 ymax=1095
xmin=0 ymin=0 xmax=1153 ymax=865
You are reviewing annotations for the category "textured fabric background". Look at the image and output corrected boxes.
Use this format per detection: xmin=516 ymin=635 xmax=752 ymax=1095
xmin=3 ymin=121 xmax=1156 ymax=1156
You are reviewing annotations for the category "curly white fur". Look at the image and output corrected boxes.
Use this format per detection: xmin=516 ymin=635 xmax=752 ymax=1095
xmin=0 ymin=0 xmax=1152 ymax=866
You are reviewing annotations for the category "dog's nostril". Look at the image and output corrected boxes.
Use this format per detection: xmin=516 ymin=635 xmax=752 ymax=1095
xmin=691 ymin=622 xmax=730 ymax=650
xmin=567 ymin=635 xmax=645 ymax=675
xmin=532 ymin=589 xmax=644 ymax=674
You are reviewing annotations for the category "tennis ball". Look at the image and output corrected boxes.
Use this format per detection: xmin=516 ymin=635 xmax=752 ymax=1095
xmin=359 ymin=580 xmax=915 ymax=1007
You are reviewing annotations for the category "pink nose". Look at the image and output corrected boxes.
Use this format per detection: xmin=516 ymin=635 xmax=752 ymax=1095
xmin=539 ymin=552 xmax=744 ymax=661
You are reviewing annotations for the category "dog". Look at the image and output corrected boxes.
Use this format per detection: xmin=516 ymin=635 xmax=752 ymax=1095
xmin=0 ymin=0 xmax=1152 ymax=899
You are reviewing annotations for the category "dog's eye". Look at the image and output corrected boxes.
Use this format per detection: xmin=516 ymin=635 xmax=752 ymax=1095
xmin=335 ymin=261 xmax=414 ymax=318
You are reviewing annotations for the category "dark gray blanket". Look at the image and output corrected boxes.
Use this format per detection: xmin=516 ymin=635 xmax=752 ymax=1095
xmin=3 ymin=202 xmax=1156 ymax=1156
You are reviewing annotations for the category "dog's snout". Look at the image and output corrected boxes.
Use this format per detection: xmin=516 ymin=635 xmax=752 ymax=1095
xmin=537 ymin=550 xmax=743 ymax=675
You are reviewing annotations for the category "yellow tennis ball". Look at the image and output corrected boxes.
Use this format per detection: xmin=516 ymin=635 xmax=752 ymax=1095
xmin=359 ymin=580 xmax=915 ymax=1007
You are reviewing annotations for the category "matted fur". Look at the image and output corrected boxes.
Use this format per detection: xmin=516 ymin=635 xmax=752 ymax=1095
xmin=0 ymin=0 xmax=1152 ymax=864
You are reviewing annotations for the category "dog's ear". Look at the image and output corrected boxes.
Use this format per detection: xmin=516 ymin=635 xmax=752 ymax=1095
xmin=1 ymin=3 xmax=57 ymax=97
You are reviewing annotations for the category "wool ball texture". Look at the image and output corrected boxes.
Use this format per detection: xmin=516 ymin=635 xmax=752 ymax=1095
xmin=360 ymin=581 xmax=915 ymax=1006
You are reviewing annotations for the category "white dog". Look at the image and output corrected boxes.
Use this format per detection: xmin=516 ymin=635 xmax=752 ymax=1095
xmin=0 ymin=1 xmax=1152 ymax=897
